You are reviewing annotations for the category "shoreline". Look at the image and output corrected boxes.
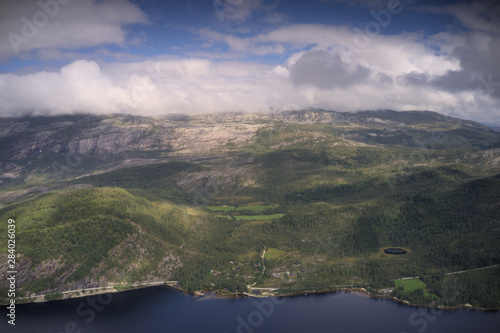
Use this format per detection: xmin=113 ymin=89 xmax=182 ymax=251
xmin=6 ymin=282 xmax=498 ymax=312
xmin=242 ymin=288 xmax=499 ymax=312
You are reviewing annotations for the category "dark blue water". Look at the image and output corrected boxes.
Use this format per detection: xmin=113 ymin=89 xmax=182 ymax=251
xmin=1 ymin=287 xmax=499 ymax=333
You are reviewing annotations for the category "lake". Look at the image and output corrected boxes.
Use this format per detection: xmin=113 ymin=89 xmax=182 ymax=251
xmin=1 ymin=287 xmax=499 ymax=333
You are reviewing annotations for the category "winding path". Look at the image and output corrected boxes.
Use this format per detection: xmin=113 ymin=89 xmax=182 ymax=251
xmin=248 ymin=245 xmax=267 ymax=288
xmin=400 ymin=264 xmax=498 ymax=280
xmin=444 ymin=264 xmax=498 ymax=276
xmin=261 ymin=245 xmax=267 ymax=276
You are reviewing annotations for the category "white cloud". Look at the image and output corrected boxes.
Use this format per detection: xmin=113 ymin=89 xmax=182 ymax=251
xmin=414 ymin=1 xmax=500 ymax=101
xmin=0 ymin=5 xmax=499 ymax=124
xmin=289 ymin=50 xmax=370 ymax=89
xmin=0 ymin=60 xmax=123 ymax=115
xmin=193 ymin=22 xmax=500 ymax=122
xmin=0 ymin=0 xmax=147 ymax=60
xmin=201 ymin=24 xmax=461 ymax=76
xmin=0 ymin=54 xmax=498 ymax=123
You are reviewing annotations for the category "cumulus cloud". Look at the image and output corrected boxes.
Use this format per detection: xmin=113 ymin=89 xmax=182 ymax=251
xmin=0 ymin=53 xmax=498 ymax=123
xmin=0 ymin=60 xmax=123 ymax=115
xmin=414 ymin=1 xmax=500 ymax=100
xmin=290 ymin=50 xmax=370 ymax=89
xmin=201 ymin=24 xmax=461 ymax=76
xmin=426 ymin=30 xmax=500 ymax=96
xmin=0 ymin=59 xmax=294 ymax=116
xmin=0 ymin=1 xmax=499 ymax=123
xmin=200 ymin=20 xmax=500 ymax=122
xmin=0 ymin=0 xmax=147 ymax=60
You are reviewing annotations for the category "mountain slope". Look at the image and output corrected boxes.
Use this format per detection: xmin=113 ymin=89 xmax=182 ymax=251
xmin=0 ymin=186 xmax=211 ymax=296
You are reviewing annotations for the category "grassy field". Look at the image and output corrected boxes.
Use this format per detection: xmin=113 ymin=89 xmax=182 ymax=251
xmin=395 ymin=278 xmax=427 ymax=293
xmin=207 ymin=205 xmax=279 ymax=212
xmin=208 ymin=204 xmax=284 ymax=222
xmin=207 ymin=206 xmax=236 ymax=212
xmin=235 ymin=205 xmax=279 ymax=211
xmin=265 ymin=247 xmax=287 ymax=260
xmin=234 ymin=214 xmax=285 ymax=221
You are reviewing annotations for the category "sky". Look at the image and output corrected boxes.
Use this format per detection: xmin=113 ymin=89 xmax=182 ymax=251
xmin=0 ymin=0 xmax=499 ymax=123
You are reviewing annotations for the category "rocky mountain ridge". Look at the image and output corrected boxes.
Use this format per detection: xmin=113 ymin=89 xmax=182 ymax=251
xmin=0 ymin=109 xmax=494 ymax=162
xmin=1 ymin=109 xmax=498 ymax=196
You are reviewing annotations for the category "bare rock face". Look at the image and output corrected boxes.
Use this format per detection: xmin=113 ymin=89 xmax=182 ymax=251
xmin=148 ymin=253 xmax=183 ymax=281
xmin=0 ymin=257 xmax=71 ymax=294
xmin=0 ymin=110 xmax=438 ymax=166
xmin=2 ymin=118 xmax=172 ymax=159
xmin=1 ymin=110 xmax=497 ymax=188
xmin=0 ymin=120 xmax=29 ymax=137
xmin=1 ymin=112 xmax=345 ymax=162
xmin=0 ymin=113 xmax=268 ymax=186
xmin=0 ymin=114 xmax=259 ymax=164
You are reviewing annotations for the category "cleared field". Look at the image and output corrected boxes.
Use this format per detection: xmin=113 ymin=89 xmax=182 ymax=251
xmin=235 ymin=205 xmax=279 ymax=211
xmin=207 ymin=205 xmax=279 ymax=212
xmin=395 ymin=278 xmax=427 ymax=293
xmin=234 ymin=214 xmax=285 ymax=221
xmin=265 ymin=247 xmax=287 ymax=260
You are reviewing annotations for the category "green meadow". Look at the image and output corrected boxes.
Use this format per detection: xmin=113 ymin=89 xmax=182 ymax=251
xmin=234 ymin=214 xmax=285 ymax=221
xmin=395 ymin=278 xmax=427 ymax=293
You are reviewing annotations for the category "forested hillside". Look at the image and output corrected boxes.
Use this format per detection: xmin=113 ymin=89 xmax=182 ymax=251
xmin=1 ymin=110 xmax=499 ymax=308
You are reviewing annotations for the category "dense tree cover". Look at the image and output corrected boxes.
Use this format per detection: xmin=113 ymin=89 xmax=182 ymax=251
xmin=0 ymin=187 xmax=210 ymax=294
xmin=421 ymin=268 xmax=500 ymax=309
xmin=72 ymin=162 xmax=202 ymax=203
xmin=169 ymin=167 xmax=499 ymax=301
